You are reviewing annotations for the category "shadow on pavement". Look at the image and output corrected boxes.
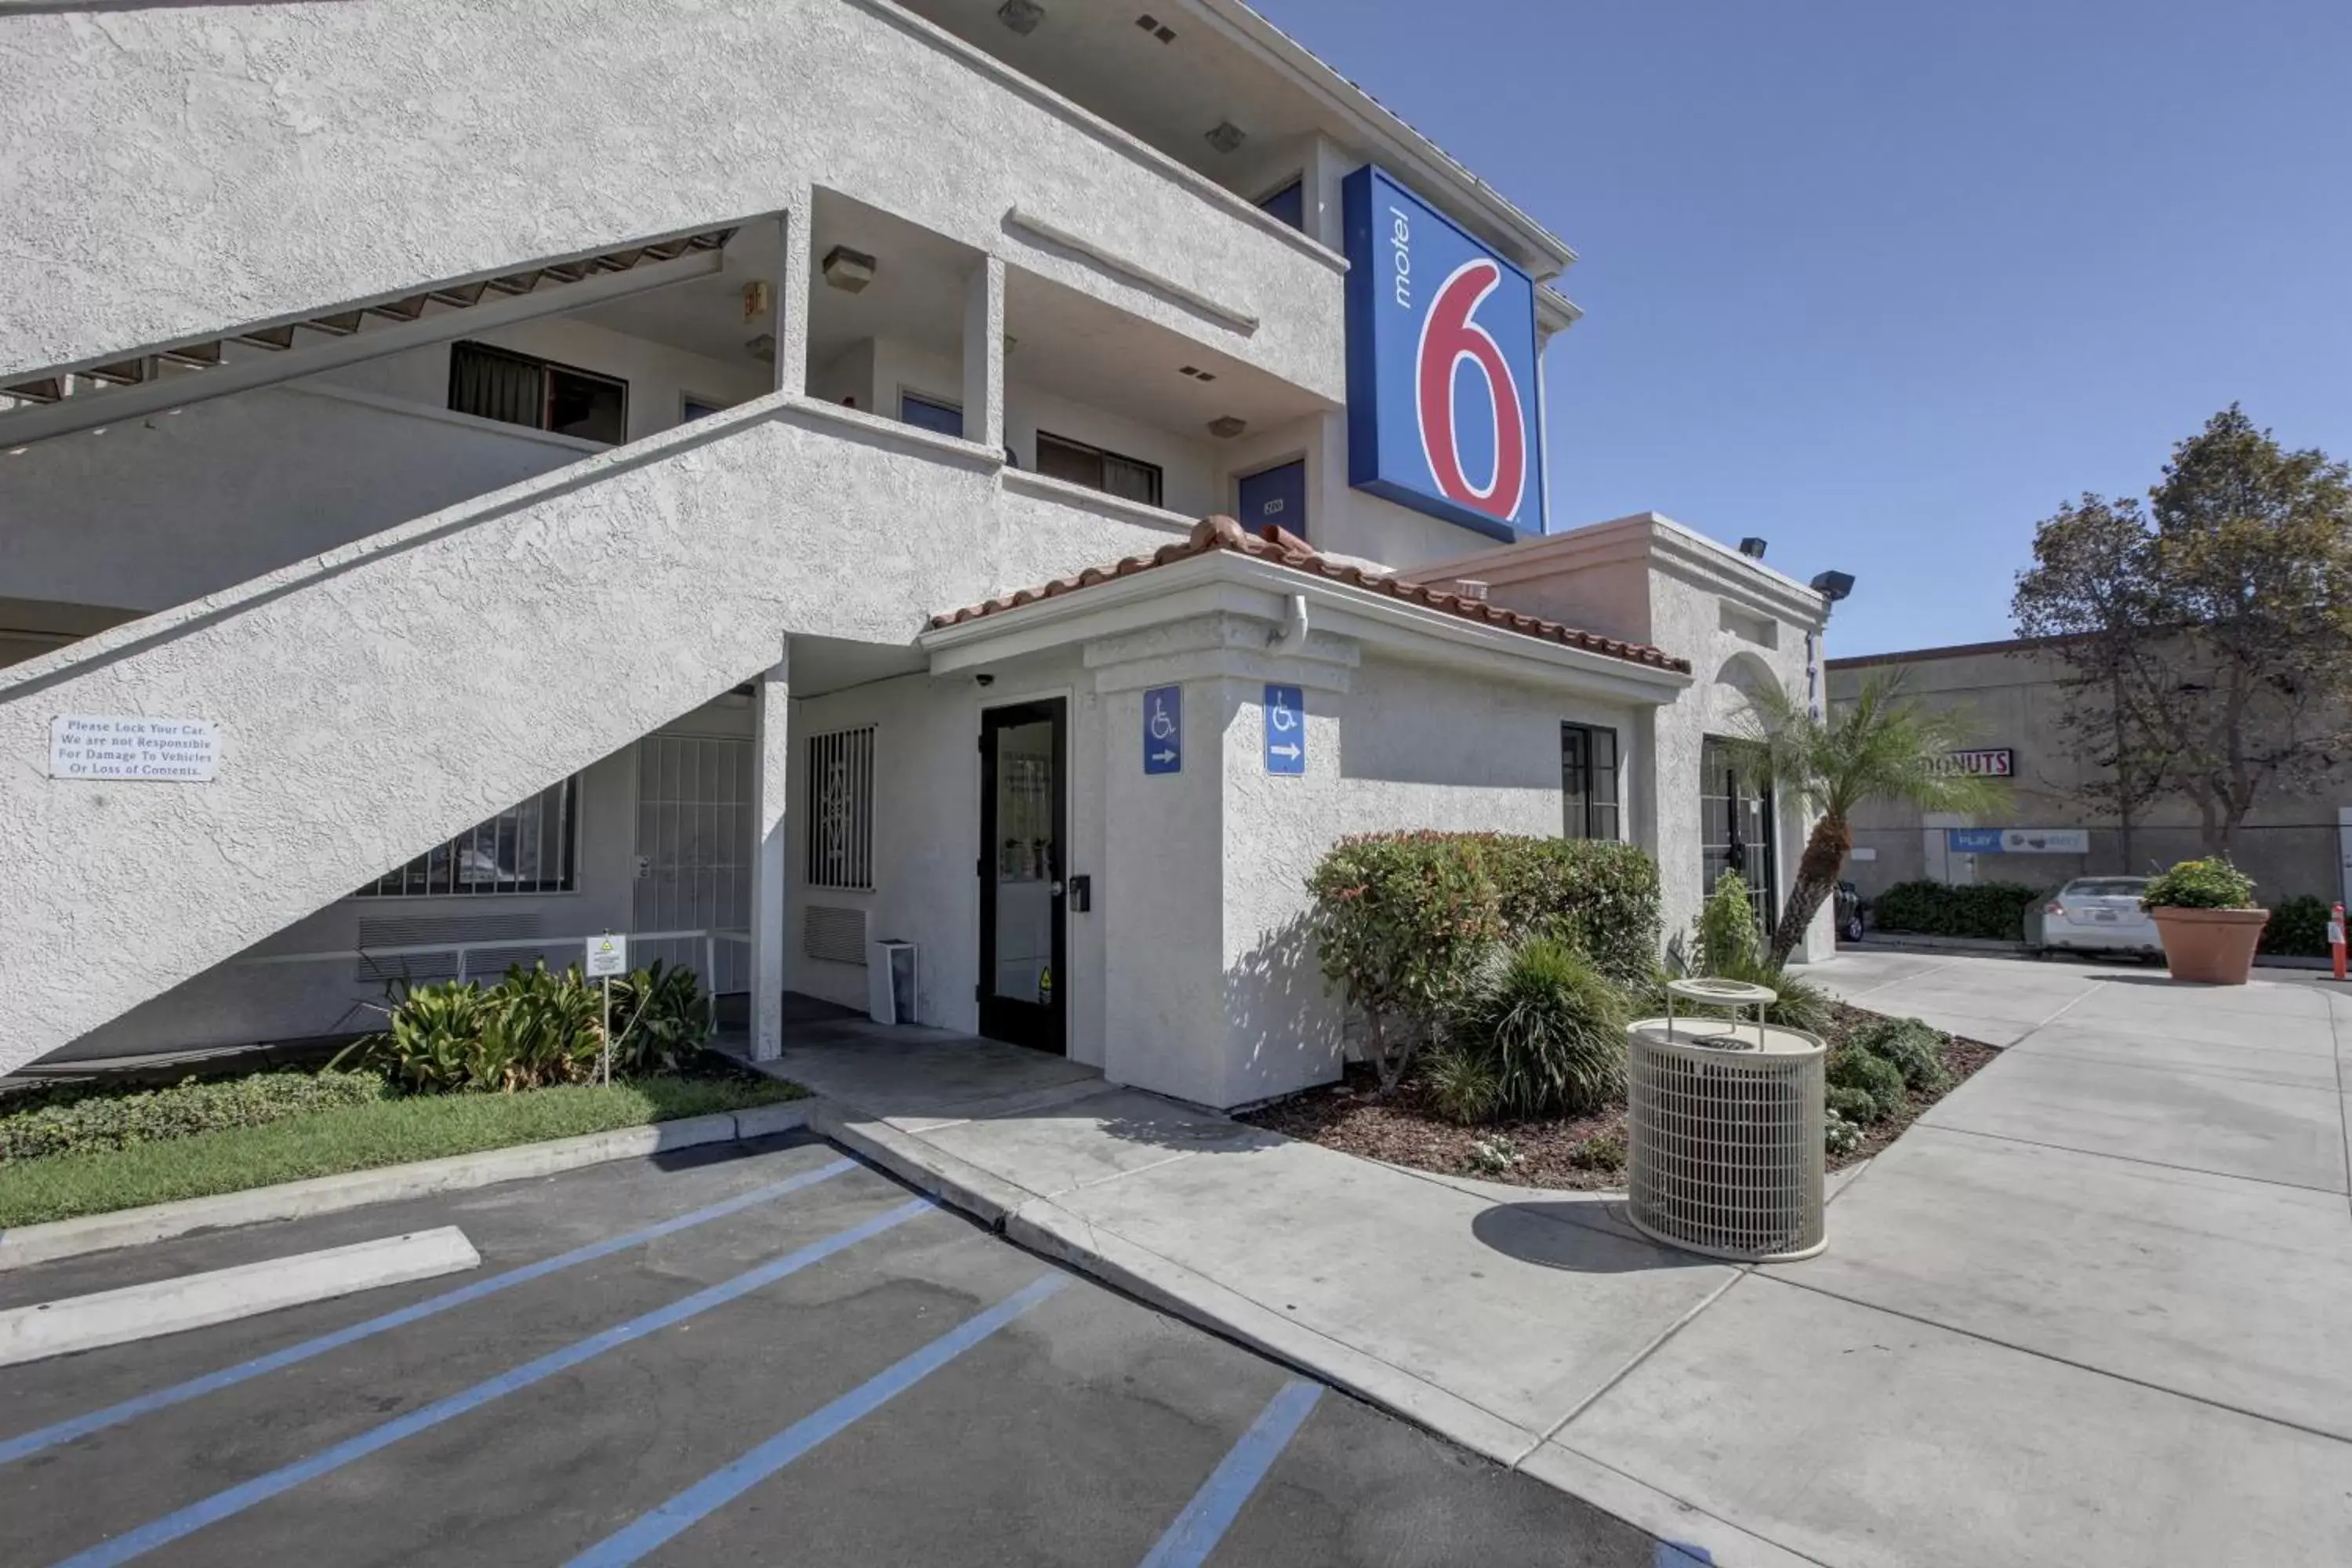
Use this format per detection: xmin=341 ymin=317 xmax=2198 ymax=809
xmin=1470 ymin=1202 xmax=1719 ymax=1274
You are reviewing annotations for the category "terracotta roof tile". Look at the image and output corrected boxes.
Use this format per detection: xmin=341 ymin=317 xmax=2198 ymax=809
xmin=929 ymin=516 xmax=1692 ymax=675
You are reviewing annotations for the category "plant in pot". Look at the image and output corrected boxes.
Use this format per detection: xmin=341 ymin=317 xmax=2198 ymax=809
xmin=2141 ymin=858 xmax=2269 ymax=985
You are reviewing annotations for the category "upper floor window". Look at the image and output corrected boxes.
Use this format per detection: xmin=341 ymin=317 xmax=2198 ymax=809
xmin=899 ymin=392 xmax=965 ymax=438
xmin=1036 ymin=430 xmax=1163 ymax=508
xmin=1257 ymin=178 xmax=1305 ymax=231
xmin=1563 ymin=723 xmax=1621 ymax=841
xmin=449 ymin=341 xmax=627 ymax=444
xmin=358 ymin=776 xmax=579 ymax=898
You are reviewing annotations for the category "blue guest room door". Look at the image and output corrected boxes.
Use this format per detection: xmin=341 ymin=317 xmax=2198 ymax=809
xmin=1238 ymin=460 xmax=1307 ymax=539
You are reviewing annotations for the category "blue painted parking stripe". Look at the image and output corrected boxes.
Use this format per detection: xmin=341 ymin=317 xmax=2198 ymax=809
xmin=0 ymin=1156 xmax=857 ymax=1470
xmin=564 ymin=1272 xmax=1069 ymax=1568
xmin=47 ymin=1194 xmax=933 ymax=1568
xmin=1137 ymin=1378 xmax=1323 ymax=1568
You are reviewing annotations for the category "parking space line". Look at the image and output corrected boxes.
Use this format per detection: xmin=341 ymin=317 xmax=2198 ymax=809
xmin=1 ymin=1156 xmax=856 ymax=1469
xmin=46 ymin=1195 xmax=933 ymax=1568
xmin=1136 ymin=1378 xmax=1323 ymax=1568
xmin=564 ymin=1272 xmax=1070 ymax=1568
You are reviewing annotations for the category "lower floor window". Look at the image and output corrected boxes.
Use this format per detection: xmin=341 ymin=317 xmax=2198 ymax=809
xmin=1562 ymin=723 xmax=1621 ymax=840
xmin=358 ymin=777 xmax=579 ymax=897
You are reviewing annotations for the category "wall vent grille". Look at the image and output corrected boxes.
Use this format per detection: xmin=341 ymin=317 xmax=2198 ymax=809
xmin=804 ymin=906 xmax=869 ymax=966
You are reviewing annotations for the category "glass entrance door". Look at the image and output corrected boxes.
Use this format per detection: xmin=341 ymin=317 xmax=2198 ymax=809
xmin=978 ymin=700 xmax=1066 ymax=1053
xmin=1700 ymin=735 xmax=1777 ymax=927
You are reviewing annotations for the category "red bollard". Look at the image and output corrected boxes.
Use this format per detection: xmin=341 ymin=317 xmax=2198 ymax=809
xmin=2332 ymin=903 xmax=2348 ymax=983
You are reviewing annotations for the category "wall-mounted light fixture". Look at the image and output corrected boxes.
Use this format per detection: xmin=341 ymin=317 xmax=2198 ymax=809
xmin=1810 ymin=569 xmax=1856 ymax=603
xmin=1738 ymin=536 xmax=1768 ymax=560
xmin=821 ymin=246 xmax=876 ymax=293
xmin=1207 ymin=416 xmax=1247 ymax=439
xmin=997 ymin=0 xmax=1043 ymax=36
xmin=1204 ymin=122 xmax=1247 ymax=154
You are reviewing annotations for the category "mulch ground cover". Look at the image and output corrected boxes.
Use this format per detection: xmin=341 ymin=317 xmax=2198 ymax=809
xmin=1236 ymin=1000 xmax=1999 ymax=1190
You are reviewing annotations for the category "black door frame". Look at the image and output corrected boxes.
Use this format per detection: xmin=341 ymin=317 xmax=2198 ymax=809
xmin=1700 ymin=734 xmax=1778 ymax=925
xmin=977 ymin=699 xmax=1068 ymax=1054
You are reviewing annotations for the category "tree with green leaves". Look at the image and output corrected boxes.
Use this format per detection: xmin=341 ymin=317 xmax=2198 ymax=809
xmin=1742 ymin=671 xmax=2009 ymax=964
xmin=2013 ymin=407 xmax=2352 ymax=855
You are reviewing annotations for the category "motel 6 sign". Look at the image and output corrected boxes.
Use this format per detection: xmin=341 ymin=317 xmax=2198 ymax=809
xmin=1343 ymin=165 xmax=1545 ymax=542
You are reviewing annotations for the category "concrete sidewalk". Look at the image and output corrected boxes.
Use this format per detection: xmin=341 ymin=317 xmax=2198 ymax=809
xmin=749 ymin=962 xmax=2352 ymax=1567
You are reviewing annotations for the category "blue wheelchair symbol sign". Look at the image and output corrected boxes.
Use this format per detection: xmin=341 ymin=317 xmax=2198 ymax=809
xmin=1263 ymin=684 xmax=1305 ymax=775
xmin=1143 ymin=686 xmax=1182 ymax=775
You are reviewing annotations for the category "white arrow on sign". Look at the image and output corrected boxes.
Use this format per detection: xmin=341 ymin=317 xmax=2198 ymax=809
xmin=1269 ymin=743 xmax=1302 ymax=761
xmin=1151 ymin=749 xmax=1177 ymax=765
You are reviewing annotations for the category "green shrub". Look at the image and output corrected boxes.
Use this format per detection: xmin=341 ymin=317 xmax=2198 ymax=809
xmin=1842 ymin=1014 xmax=1950 ymax=1094
xmin=1826 ymin=1083 xmax=1880 ymax=1125
xmin=1693 ymin=870 xmax=1763 ymax=975
xmin=2259 ymin=895 xmax=2332 ymax=957
xmin=1422 ymin=1044 xmax=1504 ymax=1126
xmin=2142 ymin=856 xmax=2257 ymax=911
xmin=1464 ymin=1134 xmax=1523 ymax=1177
xmin=0 ymin=1070 xmax=389 ymax=1163
xmin=343 ymin=958 xmax=708 ymax=1094
xmin=1570 ymin=1130 xmax=1627 ymax=1173
xmin=1870 ymin=879 xmax=2045 ymax=940
xmin=1308 ymin=832 xmax=1661 ymax=1090
xmin=1826 ymin=1047 xmax=1907 ymax=1123
xmin=1485 ymin=839 xmax=1663 ymax=985
xmin=1439 ymin=938 xmax=1629 ymax=1122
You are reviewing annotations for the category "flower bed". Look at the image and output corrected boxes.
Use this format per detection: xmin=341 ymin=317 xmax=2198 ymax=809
xmin=1239 ymin=1002 xmax=1996 ymax=1190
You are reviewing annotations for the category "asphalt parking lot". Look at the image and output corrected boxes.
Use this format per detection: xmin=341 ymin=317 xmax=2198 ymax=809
xmin=0 ymin=1134 xmax=1667 ymax=1567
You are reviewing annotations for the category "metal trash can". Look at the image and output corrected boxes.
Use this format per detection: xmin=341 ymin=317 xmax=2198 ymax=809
xmin=1624 ymin=978 xmax=1827 ymax=1262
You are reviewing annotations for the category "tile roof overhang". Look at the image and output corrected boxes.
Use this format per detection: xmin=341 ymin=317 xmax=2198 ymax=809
xmin=927 ymin=516 xmax=1693 ymax=676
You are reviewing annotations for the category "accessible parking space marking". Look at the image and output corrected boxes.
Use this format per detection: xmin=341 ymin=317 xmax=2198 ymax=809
xmin=0 ymin=1157 xmax=856 ymax=1469
xmin=564 ymin=1272 xmax=1071 ymax=1568
xmin=1138 ymin=1378 xmax=1323 ymax=1568
xmin=47 ymin=1192 xmax=932 ymax=1568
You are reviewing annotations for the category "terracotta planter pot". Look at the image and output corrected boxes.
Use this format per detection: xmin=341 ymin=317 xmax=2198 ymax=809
xmin=2148 ymin=907 xmax=2270 ymax=985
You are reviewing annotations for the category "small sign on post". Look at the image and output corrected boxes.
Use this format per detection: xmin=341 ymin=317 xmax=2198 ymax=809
xmin=585 ymin=933 xmax=628 ymax=1085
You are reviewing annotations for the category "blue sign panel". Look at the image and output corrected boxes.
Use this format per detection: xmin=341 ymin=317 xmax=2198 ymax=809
xmin=1263 ymin=684 xmax=1305 ymax=775
xmin=1947 ymin=828 xmax=2004 ymax=855
xmin=1342 ymin=164 xmax=1545 ymax=543
xmin=1143 ymin=686 xmax=1181 ymax=775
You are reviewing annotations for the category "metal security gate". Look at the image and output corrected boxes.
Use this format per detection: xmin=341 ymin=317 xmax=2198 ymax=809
xmin=633 ymin=735 xmax=753 ymax=994
xmin=1700 ymin=735 xmax=1777 ymax=927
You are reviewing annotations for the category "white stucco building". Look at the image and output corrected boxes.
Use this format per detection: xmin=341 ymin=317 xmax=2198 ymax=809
xmin=0 ymin=0 xmax=1834 ymax=1105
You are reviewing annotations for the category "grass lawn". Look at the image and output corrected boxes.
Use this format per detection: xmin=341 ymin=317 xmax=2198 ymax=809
xmin=0 ymin=1076 xmax=808 ymax=1229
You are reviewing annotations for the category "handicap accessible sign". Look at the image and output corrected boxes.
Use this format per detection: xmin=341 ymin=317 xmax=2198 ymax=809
xmin=1143 ymin=686 xmax=1181 ymax=775
xmin=1264 ymin=684 xmax=1305 ymax=775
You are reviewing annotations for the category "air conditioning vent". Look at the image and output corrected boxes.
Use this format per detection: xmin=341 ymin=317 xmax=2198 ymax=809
xmin=1624 ymin=978 xmax=1827 ymax=1262
xmin=804 ymin=906 xmax=868 ymax=966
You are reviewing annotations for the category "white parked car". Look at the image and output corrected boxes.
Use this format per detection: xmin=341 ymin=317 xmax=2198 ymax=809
xmin=2040 ymin=877 xmax=2160 ymax=958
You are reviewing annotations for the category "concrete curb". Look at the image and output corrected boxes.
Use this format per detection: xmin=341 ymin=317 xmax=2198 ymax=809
xmin=0 ymin=1225 xmax=482 ymax=1367
xmin=806 ymin=1104 xmax=1033 ymax=1228
xmin=0 ymin=1100 xmax=811 ymax=1272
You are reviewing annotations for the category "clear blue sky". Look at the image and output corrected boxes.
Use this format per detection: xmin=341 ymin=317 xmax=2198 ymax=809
xmin=1254 ymin=0 xmax=2352 ymax=655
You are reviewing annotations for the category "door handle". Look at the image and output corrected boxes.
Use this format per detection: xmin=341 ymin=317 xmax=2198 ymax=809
xmin=1051 ymin=880 xmax=1065 ymax=896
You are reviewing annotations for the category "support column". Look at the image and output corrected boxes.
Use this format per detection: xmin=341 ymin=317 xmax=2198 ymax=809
xmin=752 ymin=641 xmax=792 ymax=1060
xmin=774 ymin=198 xmax=814 ymax=397
xmin=963 ymin=254 xmax=1005 ymax=452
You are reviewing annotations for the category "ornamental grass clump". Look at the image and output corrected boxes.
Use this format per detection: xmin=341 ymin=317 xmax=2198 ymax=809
xmin=1428 ymin=937 xmax=1628 ymax=1124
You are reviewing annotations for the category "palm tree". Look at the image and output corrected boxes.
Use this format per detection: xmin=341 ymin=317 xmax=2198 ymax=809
xmin=1742 ymin=670 xmax=2009 ymax=964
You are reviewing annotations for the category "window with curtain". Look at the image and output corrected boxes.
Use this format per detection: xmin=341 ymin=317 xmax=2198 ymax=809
xmin=1562 ymin=723 xmax=1621 ymax=841
xmin=1036 ymin=430 xmax=1163 ymax=508
xmin=448 ymin=341 xmax=627 ymax=444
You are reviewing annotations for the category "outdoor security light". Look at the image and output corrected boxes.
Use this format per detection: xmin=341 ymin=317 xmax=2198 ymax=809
xmin=1207 ymin=416 xmax=1247 ymax=439
xmin=1810 ymin=569 xmax=1856 ymax=603
xmin=1739 ymin=537 xmax=1768 ymax=559
xmin=821 ymin=246 xmax=876 ymax=293
xmin=996 ymin=0 xmax=1043 ymax=36
xmin=1204 ymin=122 xmax=1247 ymax=154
